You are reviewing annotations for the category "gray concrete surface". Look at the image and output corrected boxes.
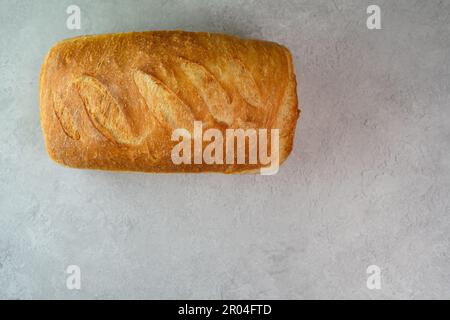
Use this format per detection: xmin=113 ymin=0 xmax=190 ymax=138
xmin=1 ymin=0 xmax=449 ymax=299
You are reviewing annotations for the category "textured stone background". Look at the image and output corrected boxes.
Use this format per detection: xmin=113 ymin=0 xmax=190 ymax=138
xmin=1 ymin=0 xmax=449 ymax=299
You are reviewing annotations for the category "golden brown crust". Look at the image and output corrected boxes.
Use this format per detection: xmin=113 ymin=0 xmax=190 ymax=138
xmin=40 ymin=31 xmax=300 ymax=173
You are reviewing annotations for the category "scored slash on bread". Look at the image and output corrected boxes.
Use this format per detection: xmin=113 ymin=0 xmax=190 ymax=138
xmin=133 ymin=69 xmax=195 ymax=132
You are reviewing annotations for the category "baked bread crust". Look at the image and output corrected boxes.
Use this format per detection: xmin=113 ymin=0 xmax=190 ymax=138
xmin=39 ymin=31 xmax=300 ymax=173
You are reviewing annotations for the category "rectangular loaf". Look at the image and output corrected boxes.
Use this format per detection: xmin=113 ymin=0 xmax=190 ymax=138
xmin=39 ymin=30 xmax=300 ymax=173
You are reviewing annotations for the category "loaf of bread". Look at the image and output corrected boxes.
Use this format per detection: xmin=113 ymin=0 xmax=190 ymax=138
xmin=40 ymin=31 xmax=300 ymax=173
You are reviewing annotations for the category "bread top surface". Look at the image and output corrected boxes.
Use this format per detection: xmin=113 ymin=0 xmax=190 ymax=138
xmin=40 ymin=30 xmax=300 ymax=173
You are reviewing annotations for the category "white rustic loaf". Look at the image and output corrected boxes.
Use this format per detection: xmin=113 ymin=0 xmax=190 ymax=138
xmin=39 ymin=31 xmax=300 ymax=173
